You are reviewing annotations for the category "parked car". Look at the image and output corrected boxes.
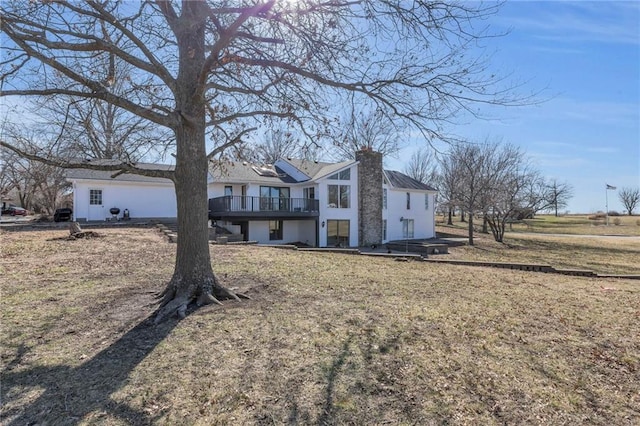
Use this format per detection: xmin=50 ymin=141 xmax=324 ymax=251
xmin=2 ymin=205 xmax=28 ymax=216
xmin=54 ymin=208 xmax=73 ymax=222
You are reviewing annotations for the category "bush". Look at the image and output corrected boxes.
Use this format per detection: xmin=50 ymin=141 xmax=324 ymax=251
xmin=636 ymin=219 xmax=640 ymax=226
xmin=613 ymin=217 xmax=621 ymax=226
xmin=608 ymin=211 xmax=621 ymax=216
xmin=588 ymin=212 xmax=606 ymax=220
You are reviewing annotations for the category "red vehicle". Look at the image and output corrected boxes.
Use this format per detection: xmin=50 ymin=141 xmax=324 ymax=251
xmin=1 ymin=204 xmax=28 ymax=216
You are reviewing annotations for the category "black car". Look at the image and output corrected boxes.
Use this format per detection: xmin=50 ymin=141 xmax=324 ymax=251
xmin=54 ymin=208 xmax=73 ymax=222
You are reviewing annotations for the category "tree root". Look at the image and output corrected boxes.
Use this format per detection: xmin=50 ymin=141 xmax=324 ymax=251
xmin=154 ymin=279 xmax=251 ymax=324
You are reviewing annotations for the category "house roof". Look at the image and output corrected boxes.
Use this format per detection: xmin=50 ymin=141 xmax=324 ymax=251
xmin=384 ymin=170 xmax=436 ymax=191
xmin=282 ymin=158 xmax=356 ymax=180
xmin=65 ymin=160 xmax=174 ymax=183
xmin=208 ymin=161 xmax=298 ymax=184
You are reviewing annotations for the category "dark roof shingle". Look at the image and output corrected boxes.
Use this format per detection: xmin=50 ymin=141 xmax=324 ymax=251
xmin=384 ymin=170 xmax=436 ymax=191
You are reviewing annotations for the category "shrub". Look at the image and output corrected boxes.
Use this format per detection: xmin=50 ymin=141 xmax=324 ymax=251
xmin=636 ymin=219 xmax=640 ymax=226
xmin=588 ymin=212 xmax=606 ymax=220
xmin=613 ymin=217 xmax=621 ymax=226
xmin=608 ymin=211 xmax=621 ymax=216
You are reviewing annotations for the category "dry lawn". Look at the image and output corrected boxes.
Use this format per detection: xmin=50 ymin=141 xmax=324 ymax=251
xmin=437 ymin=214 xmax=640 ymax=237
xmin=1 ymin=227 xmax=639 ymax=425
xmin=437 ymin=225 xmax=640 ymax=275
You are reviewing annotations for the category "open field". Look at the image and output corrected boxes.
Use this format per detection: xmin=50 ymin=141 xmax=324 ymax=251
xmin=1 ymin=228 xmax=639 ymax=425
xmin=437 ymin=214 xmax=640 ymax=237
xmin=436 ymin=225 xmax=640 ymax=275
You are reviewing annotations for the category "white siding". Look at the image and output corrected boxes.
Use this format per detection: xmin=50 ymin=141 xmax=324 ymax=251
xmin=383 ymin=188 xmax=436 ymax=241
xmin=316 ymin=164 xmax=359 ymax=246
xmin=73 ymin=179 xmax=176 ymax=221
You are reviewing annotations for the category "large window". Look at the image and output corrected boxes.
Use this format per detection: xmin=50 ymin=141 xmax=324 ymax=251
xmin=383 ymin=188 xmax=387 ymax=209
xmin=425 ymin=194 xmax=429 ymax=210
xmin=406 ymin=192 xmax=411 ymax=209
xmin=260 ymin=186 xmax=290 ymax=211
xmin=382 ymin=219 xmax=387 ymax=241
xmin=402 ymin=219 xmax=414 ymax=239
xmin=224 ymin=186 xmax=233 ymax=196
xmin=327 ymin=220 xmax=350 ymax=247
xmin=89 ymin=189 xmax=102 ymax=205
xmin=328 ymin=169 xmax=350 ymax=180
xmin=328 ymin=185 xmax=350 ymax=208
xmin=269 ymin=220 xmax=283 ymax=240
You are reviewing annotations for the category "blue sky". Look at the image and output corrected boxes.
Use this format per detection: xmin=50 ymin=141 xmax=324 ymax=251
xmin=387 ymin=0 xmax=640 ymax=214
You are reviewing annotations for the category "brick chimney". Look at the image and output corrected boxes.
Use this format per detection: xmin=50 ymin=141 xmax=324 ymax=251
xmin=356 ymin=149 xmax=383 ymax=246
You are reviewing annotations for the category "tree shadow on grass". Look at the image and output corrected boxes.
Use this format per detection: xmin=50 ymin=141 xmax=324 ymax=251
xmin=1 ymin=315 xmax=177 ymax=425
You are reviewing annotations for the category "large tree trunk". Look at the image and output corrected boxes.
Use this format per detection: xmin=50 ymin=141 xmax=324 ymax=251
xmin=154 ymin=3 xmax=243 ymax=323
xmin=447 ymin=207 xmax=453 ymax=225
xmin=467 ymin=212 xmax=474 ymax=246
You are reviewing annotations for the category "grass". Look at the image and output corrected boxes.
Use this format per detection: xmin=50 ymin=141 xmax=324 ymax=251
xmin=436 ymin=224 xmax=640 ymax=275
xmin=438 ymin=213 xmax=640 ymax=236
xmin=504 ymin=214 xmax=639 ymax=236
xmin=1 ymin=227 xmax=639 ymax=425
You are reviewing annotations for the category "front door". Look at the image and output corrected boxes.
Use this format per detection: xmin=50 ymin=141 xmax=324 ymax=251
xmin=88 ymin=188 xmax=104 ymax=221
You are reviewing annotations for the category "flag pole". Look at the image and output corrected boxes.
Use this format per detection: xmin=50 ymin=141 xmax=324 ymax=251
xmin=605 ymin=185 xmax=609 ymax=226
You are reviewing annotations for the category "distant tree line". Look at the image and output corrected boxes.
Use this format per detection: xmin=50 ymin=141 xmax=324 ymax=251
xmin=404 ymin=139 xmax=575 ymax=245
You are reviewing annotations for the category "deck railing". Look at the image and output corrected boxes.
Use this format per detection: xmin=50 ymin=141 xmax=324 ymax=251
xmin=209 ymin=196 xmax=319 ymax=215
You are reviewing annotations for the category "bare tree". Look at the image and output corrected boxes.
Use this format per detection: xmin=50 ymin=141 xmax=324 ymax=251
xmin=619 ymin=187 xmax=640 ymax=215
xmin=436 ymin=149 xmax=461 ymax=225
xmin=237 ymin=127 xmax=302 ymax=164
xmin=0 ymin=145 xmax=69 ymax=214
xmin=448 ymin=142 xmax=494 ymax=245
xmin=483 ymin=156 xmax=545 ymax=243
xmin=1 ymin=1 xmax=531 ymax=321
xmin=544 ymin=179 xmax=574 ymax=217
xmin=449 ymin=140 xmax=539 ymax=245
xmin=403 ymin=148 xmax=438 ymax=185
xmin=31 ymin=58 xmax=169 ymax=162
xmin=333 ymin=108 xmax=404 ymax=160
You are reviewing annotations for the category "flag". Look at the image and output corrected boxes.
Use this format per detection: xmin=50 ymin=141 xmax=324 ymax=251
xmin=606 ymin=184 xmax=616 ymax=190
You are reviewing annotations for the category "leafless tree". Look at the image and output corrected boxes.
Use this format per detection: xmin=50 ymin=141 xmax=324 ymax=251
xmin=544 ymin=179 xmax=574 ymax=217
xmin=449 ymin=140 xmax=542 ymax=244
xmin=332 ymin=108 xmax=405 ymax=160
xmin=619 ymin=187 xmax=640 ymax=215
xmin=1 ymin=144 xmax=69 ymax=214
xmin=436 ymin=149 xmax=461 ymax=225
xmin=483 ymin=156 xmax=545 ymax=243
xmin=1 ymin=1 xmax=533 ymax=322
xmin=237 ymin=127 xmax=302 ymax=164
xmin=31 ymin=58 xmax=170 ymax=162
xmin=403 ymin=148 xmax=438 ymax=185
xmin=447 ymin=142 xmax=493 ymax=245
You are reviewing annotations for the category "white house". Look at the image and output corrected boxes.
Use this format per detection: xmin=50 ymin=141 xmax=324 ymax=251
xmin=66 ymin=150 xmax=437 ymax=246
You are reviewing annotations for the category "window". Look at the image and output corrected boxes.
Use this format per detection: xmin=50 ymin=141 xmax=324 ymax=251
xmin=260 ymin=186 xmax=290 ymax=211
xmin=402 ymin=219 xmax=414 ymax=238
xmin=383 ymin=188 xmax=387 ymax=209
xmin=327 ymin=220 xmax=350 ymax=247
xmin=224 ymin=186 xmax=233 ymax=196
xmin=382 ymin=219 xmax=387 ymax=241
xmin=425 ymin=194 xmax=429 ymax=210
xmin=406 ymin=192 xmax=411 ymax=209
xmin=328 ymin=169 xmax=350 ymax=180
xmin=303 ymin=187 xmax=315 ymax=199
xmin=89 ymin=189 xmax=102 ymax=205
xmin=269 ymin=220 xmax=283 ymax=240
xmin=328 ymin=185 xmax=350 ymax=208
